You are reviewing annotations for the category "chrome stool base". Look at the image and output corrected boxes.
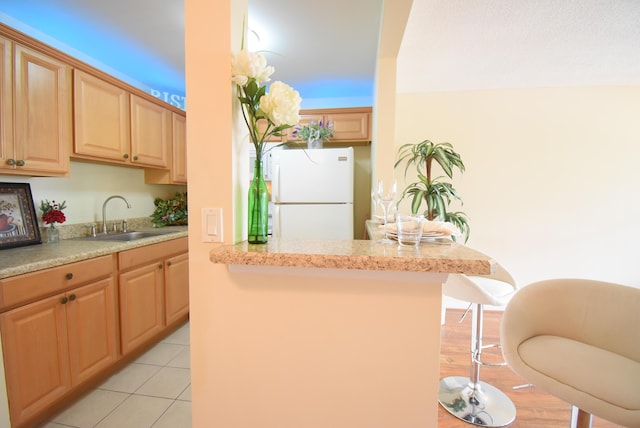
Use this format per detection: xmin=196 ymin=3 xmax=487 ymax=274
xmin=439 ymin=376 xmax=516 ymax=427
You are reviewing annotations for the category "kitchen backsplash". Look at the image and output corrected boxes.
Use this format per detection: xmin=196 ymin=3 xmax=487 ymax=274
xmin=42 ymin=217 xmax=156 ymax=240
xmin=2 ymin=161 xmax=185 ymax=227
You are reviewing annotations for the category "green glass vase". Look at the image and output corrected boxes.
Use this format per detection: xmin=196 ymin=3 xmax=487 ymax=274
xmin=248 ymin=159 xmax=269 ymax=244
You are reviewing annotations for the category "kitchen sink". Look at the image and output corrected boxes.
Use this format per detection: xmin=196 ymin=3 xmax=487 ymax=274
xmin=77 ymin=230 xmax=176 ymax=242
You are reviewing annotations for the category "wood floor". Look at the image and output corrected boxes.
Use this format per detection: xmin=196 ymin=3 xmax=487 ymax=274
xmin=438 ymin=309 xmax=622 ymax=428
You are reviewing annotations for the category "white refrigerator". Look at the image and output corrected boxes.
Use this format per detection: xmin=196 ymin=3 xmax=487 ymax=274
xmin=271 ymin=147 xmax=354 ymax=240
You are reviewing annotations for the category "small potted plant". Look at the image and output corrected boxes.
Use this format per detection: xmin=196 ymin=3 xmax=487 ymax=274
xmin=394 ymin=139 xmax=470 ymax=242
xmin=151 ymin=192 xmax=188 ymax=227
xmin=292 ymin=120 xmax=334 ymax=149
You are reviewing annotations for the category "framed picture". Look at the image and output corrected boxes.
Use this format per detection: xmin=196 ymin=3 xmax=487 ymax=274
xmin=0 ymin=183 xmax=42 ymax=249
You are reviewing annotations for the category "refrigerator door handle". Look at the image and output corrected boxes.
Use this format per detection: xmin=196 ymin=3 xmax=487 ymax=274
xmin=272 ymin=162 xmax=281 ymax=203
xmin=272 ymin=204 xmax=281 ymax=238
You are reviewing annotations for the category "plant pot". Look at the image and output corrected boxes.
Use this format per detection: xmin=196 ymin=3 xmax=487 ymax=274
xmin=308 ymin=138 xmax=323 ymax=149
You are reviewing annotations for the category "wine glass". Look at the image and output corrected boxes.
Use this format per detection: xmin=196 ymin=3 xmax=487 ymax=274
xmin=370 ymin=188 xmax=379 ymax=221
xmin=376 ymin=179 xmax=397 ymax=243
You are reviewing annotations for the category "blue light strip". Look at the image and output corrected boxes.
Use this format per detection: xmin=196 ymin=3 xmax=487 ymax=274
xmin=0 ymin=4 xmax=186 ymax=109
xmin=0 ymin=3 xmax=375 ymax=110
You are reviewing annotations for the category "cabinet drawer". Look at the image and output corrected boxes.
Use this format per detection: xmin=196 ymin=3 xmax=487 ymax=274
xmin=0 ymin=255 xmax=116 ymax=311
xmin=118 ymin=237 xmax=188 ymax=271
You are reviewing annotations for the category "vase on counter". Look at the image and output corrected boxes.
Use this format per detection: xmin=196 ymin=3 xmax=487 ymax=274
xmin=46 ymin=224 xmax=60 ymax=244
xmin=248 ymin=159 xmax=269 ymax=244
xmin=308 ymin=138 xmax=323 ymax=149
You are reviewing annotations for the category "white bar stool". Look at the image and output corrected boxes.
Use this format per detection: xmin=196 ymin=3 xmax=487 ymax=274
xmin=439 ymin=263 xmax=518 ymax=427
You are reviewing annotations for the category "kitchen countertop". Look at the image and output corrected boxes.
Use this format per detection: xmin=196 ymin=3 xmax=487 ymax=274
xmin=209 ymin=238 xmax=495 ymax=275
xmin=0 ymin=226 xmax=188 ymax=280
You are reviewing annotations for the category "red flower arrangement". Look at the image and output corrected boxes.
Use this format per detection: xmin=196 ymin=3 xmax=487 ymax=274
xmin=40 ymin=199 xmax=67 ymax=227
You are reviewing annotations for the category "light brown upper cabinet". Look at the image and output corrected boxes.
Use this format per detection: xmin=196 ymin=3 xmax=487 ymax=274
xmin=1 ymin=37 xmax=11 ymax=167
xmin=169 ymin=112 xmax=187 ymax=183
xmin=73 ymin=69 xmax=130 ymax=163
xmin=1 ymin=38 xmax=71 ymax=176
xmin=251 ymin=108 xmax=372 ymax=145
xmin=144 ymin=111 xmax=187 ymax=184
xmin=74 ymin=74 xmax=170 ymax=169
xmin=130 ymin=94 xmax=170 ymax=168
xmin=324 ymin=108 xmax=371 ymax=142
xmin=285 ymin=107 xmax=371 ymax=144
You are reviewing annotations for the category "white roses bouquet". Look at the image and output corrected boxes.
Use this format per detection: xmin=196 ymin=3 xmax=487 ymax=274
xmin=231 ymin=49 xmax=301 ymax=160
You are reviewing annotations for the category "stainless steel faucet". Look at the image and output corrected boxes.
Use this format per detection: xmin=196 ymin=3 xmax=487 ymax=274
xmin=102 ymin=195 xmax=132 ymax=234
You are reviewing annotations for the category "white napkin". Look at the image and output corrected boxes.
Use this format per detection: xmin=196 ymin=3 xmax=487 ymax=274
xmin=422 ymin=220 xmax=460 ymax=236
xmin=381 ymin=220 xmax=460 ymax=236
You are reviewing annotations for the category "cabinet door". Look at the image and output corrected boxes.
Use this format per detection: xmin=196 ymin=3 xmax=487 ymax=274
xmin=66 ymin=277 xmax=118 ymax=385
xmin=73 ymin=70 xmax=130 ymax=162
xmin=0 ymin=294 xmax=71 ymax=426
xmin=130 ymin=94 xmax=170 ymax=168
xmin=143 ymin=113 xmax=186 ymax=184
xmin=0 ymin=37 xmax=12 ymax=168
xmin=326 ymin=111 xmax=370 ymax=141
xmin=165 ymin=252 xmax=189 ymax=325
xmin=119 ymin=262 xmax=164 ymax=355
xmin=12 ymin=44 xmax=70 ymax=174
xmin=171 ymin=113 xmax=187 ymax=183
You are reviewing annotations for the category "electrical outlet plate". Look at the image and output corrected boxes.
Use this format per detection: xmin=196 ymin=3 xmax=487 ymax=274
xmin=201 ymin=208 xmax=223 ymax=242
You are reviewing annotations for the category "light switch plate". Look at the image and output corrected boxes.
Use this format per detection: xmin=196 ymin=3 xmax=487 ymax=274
xmin=201 ymin=208 xmax=223 ymax=242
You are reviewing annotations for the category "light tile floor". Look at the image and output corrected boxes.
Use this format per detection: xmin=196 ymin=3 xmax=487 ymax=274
xmin=40 ymin=322 xmax=191 ymax=428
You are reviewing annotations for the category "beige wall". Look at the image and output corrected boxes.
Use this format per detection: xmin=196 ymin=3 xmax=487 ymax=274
xmin=185 ymin=0 xmax=242 ymax=425
xmin=371 ymin=0 xmax=413 ymax=219
xmin=394 ymin=86 xmax=640 ymax=287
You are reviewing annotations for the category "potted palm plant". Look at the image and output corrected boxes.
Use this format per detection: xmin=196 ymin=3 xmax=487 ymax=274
xmin=394 ymin=139 xmax=470 ymax=242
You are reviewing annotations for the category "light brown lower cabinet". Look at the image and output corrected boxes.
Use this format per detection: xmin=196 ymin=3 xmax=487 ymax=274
xmin=0 ymin=259 xmax=117 ymax=428
xmin=165 ymin=252 xmax=190 ymax=325
xmin=118 ymin=263 xmax=164 ymax=355
xmin=118 ymin=237 xmax=189 ymax=355
xmin=0 ymin=237 xmax=188 ymax=428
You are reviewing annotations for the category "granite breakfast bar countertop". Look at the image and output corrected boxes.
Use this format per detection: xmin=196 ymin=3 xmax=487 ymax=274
xmin=209 ymin=238 xmax=496 ymax=275
xmin=0 ymin=226 xmax=188 ymax=280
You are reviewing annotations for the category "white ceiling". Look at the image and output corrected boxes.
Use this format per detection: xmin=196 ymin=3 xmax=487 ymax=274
xmin=398 ymin=0 xmax=640 ymax=92
xmin=248 ymin=0 xmax=383 ymax=96
xmin=2 ymin=0 xmax=640 ymax=100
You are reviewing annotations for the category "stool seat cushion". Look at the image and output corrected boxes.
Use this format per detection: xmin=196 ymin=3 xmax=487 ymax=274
xmin=518 ymin=335 xmax=640 ymax=413
xmin=444 ymin=274 xmax=516 ymax=306
xmin=501 ymin=279 xmax=640 ymax=427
